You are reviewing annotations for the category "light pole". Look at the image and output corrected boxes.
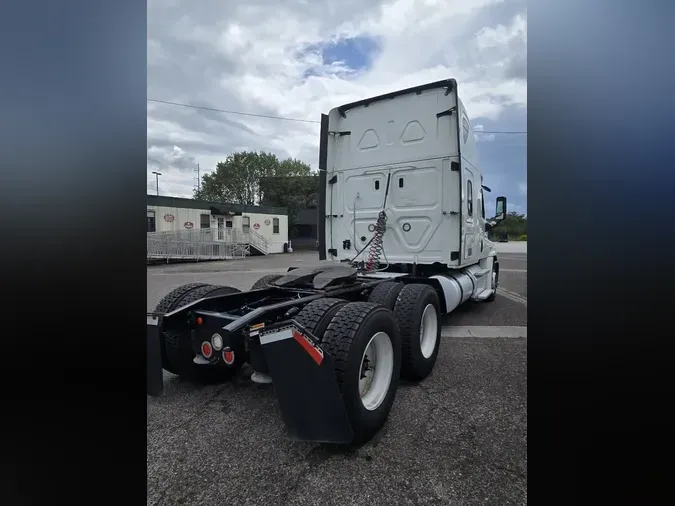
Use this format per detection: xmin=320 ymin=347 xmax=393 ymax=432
xmin=152 ymin=171 xmax=161 ymax=196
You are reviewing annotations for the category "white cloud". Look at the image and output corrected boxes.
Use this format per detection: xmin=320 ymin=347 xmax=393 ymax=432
xmin=148 ymin=0 xmax=527 ymax=198
xmin=473 ymin=123 xmax=496 ymax=142
xmin=518 ymin=181 xmax=527 ymax=195
xmin=475 ymin=11 xmax=527 ymax=50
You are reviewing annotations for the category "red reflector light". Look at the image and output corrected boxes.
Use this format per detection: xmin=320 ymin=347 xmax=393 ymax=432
xmin=196 ymin=317 xmax=203 ymax=325
xmin=201 ymin=341 xmax=212 ymax=358
xmin=223 ymin=349 xmax=235 ymax=365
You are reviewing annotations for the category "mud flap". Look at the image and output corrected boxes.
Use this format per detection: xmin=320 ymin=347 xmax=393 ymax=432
xmin=146 ymin=319 xmax=164 ymax=397
xmin=260 ymin=321 xmax=354 ymax=444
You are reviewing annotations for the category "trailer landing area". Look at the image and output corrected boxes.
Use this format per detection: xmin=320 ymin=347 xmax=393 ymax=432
xmin=147 ymin=251 xmax=527 ymax=505
xmin=147 ymin=335 xmax=526 ymax=505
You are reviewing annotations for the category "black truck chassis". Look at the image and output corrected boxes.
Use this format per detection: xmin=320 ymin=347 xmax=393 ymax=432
xmin=146 ymin=264 xmax=443 ymax=444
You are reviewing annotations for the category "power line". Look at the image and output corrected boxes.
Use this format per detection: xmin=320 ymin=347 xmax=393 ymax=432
xmin=147 ymin=98 xmax=527 ymax=134
xmin=475 ymin=131 xmax=527 ymax=134
xmin=147 ymin=98 xmax=319 ymax=124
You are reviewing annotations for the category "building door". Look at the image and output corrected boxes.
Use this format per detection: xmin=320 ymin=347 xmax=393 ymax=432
xmin=242 ymin=216 xmax=250 ymax=233
xmin=217 ymin=217 xmax=224 ymax=240
xmin=147 ymin=210 xmax=156 ymax=232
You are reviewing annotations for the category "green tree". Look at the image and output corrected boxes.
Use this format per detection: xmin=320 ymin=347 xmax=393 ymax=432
xmin=194 ymin=151 xmax=282 ymax=204
xmin=194 ymin=151 xmax=315 ymax=232
xmin=259 ymin=174 xmax=318 ymax=233
xmin=490 ymin=211 xmax=527 ymax=239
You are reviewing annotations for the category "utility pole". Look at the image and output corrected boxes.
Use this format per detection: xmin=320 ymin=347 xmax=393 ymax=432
xmin=194 ymin=163 xmax=200 ymax=193
xmin=152 ymin=171 xmax=161 ymax=196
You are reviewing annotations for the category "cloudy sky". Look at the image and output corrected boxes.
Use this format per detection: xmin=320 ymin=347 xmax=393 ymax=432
xmin=147 ymin=0 xmax=527 ymax=215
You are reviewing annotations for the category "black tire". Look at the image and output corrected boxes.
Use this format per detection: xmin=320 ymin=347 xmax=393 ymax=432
xmin=176 ymin=283 xmax=241 ymax=307
xmin=485 ymin=261 xmax=499 ymax=302
xmin=154 ymin=283 xmax=210 ymax=314
xmin=163 ymin=284 xmax=245 ymax=383
xmin=393 ymin=283 xmax=442 ymax=381
xmin=251 ymin=274 xmax=282 ymax=290
xmin=321 ymin=302 xmax=402 ymax=445
xmin=154 ymin=283 xmax=210 ymax=374
xmin=367 ymin=281 xmax=405 ymax=310
xmin=294 ymin=298 xmax=348 ymax=341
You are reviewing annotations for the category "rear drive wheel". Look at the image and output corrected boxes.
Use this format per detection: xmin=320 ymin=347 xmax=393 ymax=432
xmin=163 ymin=284 xmax=245 ymax=383
xmin=176 ymin=283 xmax=241 ymax=307
xmin=393 ymin=283 xmax=442 ymax=381
xmin=294 ymin=298 xmax=348 ymax=341
xmin=154 ymin=283 xmax=210 ymax=314
xmin=321 ymin=302 xmax=401 ymax=444
xmin=251 ymin=274 xmax=282 ymax=290
xmin=367 ymin=281 xmax=405 ymax=310
xmin=154 ymin=283 xmax=210 ymax=374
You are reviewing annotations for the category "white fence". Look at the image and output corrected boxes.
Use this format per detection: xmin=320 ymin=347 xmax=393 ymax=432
xmin=147 ymin=228 xmax=269 ymax=262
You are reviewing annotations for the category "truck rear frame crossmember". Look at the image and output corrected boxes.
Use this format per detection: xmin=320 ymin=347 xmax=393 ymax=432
xmin=147 ymin=267 xmax=389 ymax=397
xmin=147 ymin=267 xmax=403 ymax=444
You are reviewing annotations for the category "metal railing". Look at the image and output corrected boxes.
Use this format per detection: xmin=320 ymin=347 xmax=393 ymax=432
xmin=248 ymin=229 xmax=269 ymax=255
xmin=147 ymin=227 xmax=268 ymax=262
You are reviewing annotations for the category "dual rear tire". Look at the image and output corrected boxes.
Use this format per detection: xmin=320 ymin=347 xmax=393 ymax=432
xmin=392 ymin=283 xmax=442 ymax=381
xmin=292 ymin=282 xmax=442 ymax=444
xmin=369 ymin=281 xmax=442 ymax=380
xmin=308 ymin=302 xmax=401 ymax=445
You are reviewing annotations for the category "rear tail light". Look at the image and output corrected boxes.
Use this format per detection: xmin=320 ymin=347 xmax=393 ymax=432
xmin=223 ymin=348 xmax=235 ymax=365
xmin=201 ymin=341 xmax=213 ymax=358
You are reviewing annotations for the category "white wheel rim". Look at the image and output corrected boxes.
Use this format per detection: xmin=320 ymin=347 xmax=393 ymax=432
xmin=420 ymin=304 xmax=438 ymax=359
xmin=359 ymin=332 xmax=394 ymax=411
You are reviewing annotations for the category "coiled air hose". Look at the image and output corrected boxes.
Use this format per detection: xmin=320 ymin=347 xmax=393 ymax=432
xmin=364 ymin=210 xmax=387 ymax=271
xmin=351 ymin=173 xmax=391 ymax=272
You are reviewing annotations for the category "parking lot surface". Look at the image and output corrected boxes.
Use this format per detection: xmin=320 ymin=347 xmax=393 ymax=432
xmin=147 ymin=246 xmax=527 ymax=505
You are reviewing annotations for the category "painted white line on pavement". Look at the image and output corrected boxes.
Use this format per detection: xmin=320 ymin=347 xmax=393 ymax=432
xmin=441 ymin=326 xmax=527 ymax=338
xmin=497 ymin=288 xmax=527 ymax=306
xmin=147 ymin=268 xmax=287 ymax=276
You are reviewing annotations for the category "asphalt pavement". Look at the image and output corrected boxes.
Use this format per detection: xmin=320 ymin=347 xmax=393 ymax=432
xmin=147 ymin=245 xmax=527 ymax=506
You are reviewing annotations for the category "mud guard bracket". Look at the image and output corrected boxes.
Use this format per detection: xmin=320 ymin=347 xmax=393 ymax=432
xmin=146 ymin=318 xmax=164 ymax=397
xmin=260 ymin=321 xmax=354 ymax=444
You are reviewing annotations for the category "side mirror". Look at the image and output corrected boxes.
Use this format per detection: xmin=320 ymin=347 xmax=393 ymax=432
xmin=495 ymin=196 xmax=507 ymax=221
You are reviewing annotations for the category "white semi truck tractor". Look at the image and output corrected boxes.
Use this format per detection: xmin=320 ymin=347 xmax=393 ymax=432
xmin=147 ymin=78 xmax=508 ymax=445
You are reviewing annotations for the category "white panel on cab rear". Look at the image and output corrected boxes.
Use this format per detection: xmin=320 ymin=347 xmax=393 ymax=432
xmin=325 ymin=80 xmax=464 ymax=266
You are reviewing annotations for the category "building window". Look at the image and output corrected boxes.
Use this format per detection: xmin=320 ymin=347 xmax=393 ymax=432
xmin=242 ymin=216 xmax=250 ymax=232
xmin=147 ymin=210 xmax=156 ymax=232
xmin=226 ymin=220 xmax=233 ymax=228
xmin=200 ymin=214 xmax=211 ymax=229
xmin=467 ymin=180 xmax=473 ymax=217
xmin=273 ymin=217 xmax=279 ymax=234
